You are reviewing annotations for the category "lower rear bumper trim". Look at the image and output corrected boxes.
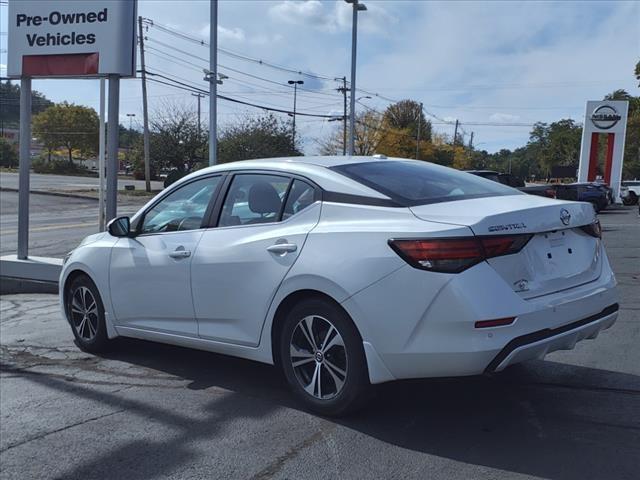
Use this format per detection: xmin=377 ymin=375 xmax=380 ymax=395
xmin=485 ymin=303 xmax=619 ymax=373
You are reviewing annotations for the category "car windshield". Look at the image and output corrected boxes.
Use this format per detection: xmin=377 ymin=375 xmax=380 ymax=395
xmin=331 ymin=160 xmax=520 ymax=206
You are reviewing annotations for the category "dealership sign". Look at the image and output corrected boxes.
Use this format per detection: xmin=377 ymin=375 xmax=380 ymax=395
xmin=590 ymin=105 xmax=622 ymax=130
xmin=7 ymin=0 xmax=136 ymax=78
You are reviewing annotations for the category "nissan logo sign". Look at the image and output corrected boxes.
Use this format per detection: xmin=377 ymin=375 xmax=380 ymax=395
xmin=590 ymin=105 xmax=621 ymax=130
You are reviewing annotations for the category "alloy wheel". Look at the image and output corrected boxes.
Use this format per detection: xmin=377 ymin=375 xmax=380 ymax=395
xmin=69 ymin=286 xmax=99 ymax=341
xmin=289 ymin=315 xmax=348 ymax=400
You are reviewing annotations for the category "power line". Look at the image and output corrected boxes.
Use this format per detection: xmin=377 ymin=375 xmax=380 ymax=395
xmin=144 ymin=73 xmax=342 ymax=119
xmin=142 ymin=18 xmax=339 ymax=81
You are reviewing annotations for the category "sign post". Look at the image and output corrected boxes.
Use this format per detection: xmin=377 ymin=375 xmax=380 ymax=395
xmin=17 ymin=78 xmax=32 ymax=260
xmin=577 ymin=100 xmax=629 ymax=203
xmin=7 ymin=0 xmax=137 ymax=257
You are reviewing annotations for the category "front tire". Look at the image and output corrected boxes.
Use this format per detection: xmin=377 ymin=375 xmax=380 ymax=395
xmin=65 ymin=274 xmax=111 ymax=353
xmin=279 ymin=298 xmax=370 ymax=416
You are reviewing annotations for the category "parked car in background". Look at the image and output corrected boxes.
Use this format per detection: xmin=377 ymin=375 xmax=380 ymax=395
xmin=555 ymin=183 xmax=609 ymax=213
xmin=466 ymin=170 xmax=556 ymax=198
xmin=621 ymin=180 xmax=640 ymax=205
xmin=60 ymin=156 xmax=618 ymax=415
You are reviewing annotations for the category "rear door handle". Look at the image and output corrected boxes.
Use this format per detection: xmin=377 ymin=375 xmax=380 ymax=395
xmin=267 ymin=243 xmax=298 ymax=254
xmin=169 ymin=248 xmax=191 ymax=259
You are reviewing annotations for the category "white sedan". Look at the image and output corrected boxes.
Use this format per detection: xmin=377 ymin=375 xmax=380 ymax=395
xmin=60 ymin=156 xmax=618 ymax=415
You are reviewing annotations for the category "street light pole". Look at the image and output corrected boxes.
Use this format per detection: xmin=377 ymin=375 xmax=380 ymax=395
xmin=288 ymin=80 xmax=304 ymax=144
xmin=345 ymin=0 xmax=366 ymax=156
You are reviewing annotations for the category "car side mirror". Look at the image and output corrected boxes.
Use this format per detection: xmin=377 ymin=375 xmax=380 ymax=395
xmin=107 ymin=216 xmax=131 ymax=237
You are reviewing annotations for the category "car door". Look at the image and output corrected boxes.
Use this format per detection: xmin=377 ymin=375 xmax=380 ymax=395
xmin=109 ymin=175 xmax=223 ymax=336
xmin=191 ymin=173 xmax=321 ymax=346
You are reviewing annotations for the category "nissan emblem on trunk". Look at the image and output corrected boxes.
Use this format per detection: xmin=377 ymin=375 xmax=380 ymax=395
xmin=560 ymin=208 xmax=571 ymax=226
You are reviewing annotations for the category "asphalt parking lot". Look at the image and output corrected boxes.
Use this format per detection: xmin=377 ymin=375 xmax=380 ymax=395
xmin=1 ymin=206 xmax=639 ymax=480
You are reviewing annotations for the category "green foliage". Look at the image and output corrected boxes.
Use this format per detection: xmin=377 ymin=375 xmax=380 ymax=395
xmin=32 ymin=102 xmax=99 ymax=163
xmin=0 ymin=81 xmax=54 ymax=127
xmin=218 ymin=114 xmax=301 ymax=163
xmin=382 ymin=100 xmax=432 ymax=143
xmin=32 ymin=158 xmax=88 ymax=175
xmin=0 ymin=138 xmax=19 ymax=167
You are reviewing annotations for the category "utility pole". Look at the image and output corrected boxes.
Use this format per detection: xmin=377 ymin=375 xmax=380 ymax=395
xmin=126 ymin=113 xmax=135 ymax=167
xmin=416 ymin=102 xmax=423 ymax=159
xmin=337 ymin=77 xmax=348 ymax=156
xmin=192 ymin=92 xmax=204 ymax=138
xmin=209 ymin=0 xmax=218 ymax=166
xmin=138 ymin=16 xmax=151 ymax=192
xmin=346 ymin=0 xmax=367 ymax=155
xmin=287 ymin=80 xmax=304 ymax=144
xmin=469 ymin=131 xmax=474 ymax=150
xmin=453 ymin=119 xmax=459 ymax=146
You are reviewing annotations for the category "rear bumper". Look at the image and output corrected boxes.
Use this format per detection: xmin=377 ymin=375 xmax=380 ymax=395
xmin=485 ymin=303 xmax=618 ymax=373
xmin=343 ymin=244 xmax=618 ymax=384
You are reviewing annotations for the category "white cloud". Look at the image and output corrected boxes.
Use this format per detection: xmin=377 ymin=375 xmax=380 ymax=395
xmin=199 ymin=24 xmax=246 ymax=42
xmin=490 ymin=113 xmax=521 ymax=123
xmin=269 ymin=0 xmax=397 ymax=34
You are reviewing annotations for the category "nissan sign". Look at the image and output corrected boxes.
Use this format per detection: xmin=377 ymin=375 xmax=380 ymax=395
xmin=7 ymin=0 xmax=136 ymax=78
xmin=590 ymin=105 xmax=622 ymax=130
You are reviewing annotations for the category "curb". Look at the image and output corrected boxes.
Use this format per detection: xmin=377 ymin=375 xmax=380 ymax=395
xmin=0 ymin=187 xmax=98 ymax=201
xmin=0 ymin=276 xmax=59 ymax=295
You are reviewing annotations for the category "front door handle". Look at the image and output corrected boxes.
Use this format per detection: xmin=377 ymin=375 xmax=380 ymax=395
xmin=169 ymin=247 xmax=191 ymax=259
xmin=267 ymin=243 xmax=298 ymax=255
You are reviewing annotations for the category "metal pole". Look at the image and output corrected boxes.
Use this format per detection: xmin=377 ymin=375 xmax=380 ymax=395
xmin=192 ymin=93 xmax=203 ymax=138
xmin=98 ymin=78 xmax=106 ymax=231
xmin=292 ymin=83 xmax=298 ymax=143
xmin=17 ymin=77 xmax=31 ymax=260
xmin=469 ymin=131 xmax=474 ymax=150
xmin=453 ymin=119 xmax=459 ymax=146
xmin=209 ymin=0 xmax=218 ymax=166
xmin=106 ymin=75 xmax=120 ymax=222
xmin=348 ymin=3 xmax=358 ymax=156
xmin=138 ymin=16 xmax=151 ymax=192
xmin=416 ymin=102 xmax=423 ymax=159
xmin=341 ymin=77 xmax=347 ymax=156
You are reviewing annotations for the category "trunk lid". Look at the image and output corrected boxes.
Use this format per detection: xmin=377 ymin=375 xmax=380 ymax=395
xmin=410 ymin=195 xmax=602 ymax=299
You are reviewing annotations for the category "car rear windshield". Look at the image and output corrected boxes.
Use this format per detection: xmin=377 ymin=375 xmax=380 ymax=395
xmin=331 ymin=160 xmax=520 ymax=206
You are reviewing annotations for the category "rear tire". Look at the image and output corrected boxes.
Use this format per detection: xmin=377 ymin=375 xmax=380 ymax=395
xmin=279 ymin=297 xmax=370 ymax=416
xmin=65 ymin=274 xmax=111 ymax=353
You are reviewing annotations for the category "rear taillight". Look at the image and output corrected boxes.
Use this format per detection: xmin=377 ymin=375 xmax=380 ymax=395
xmin=545 ymin=188 xmax=556 ymax=199
xmin=580 ymin=220 xmax=602 ymax=238
xmin=389 ymin=234 xmax=532 ymax=273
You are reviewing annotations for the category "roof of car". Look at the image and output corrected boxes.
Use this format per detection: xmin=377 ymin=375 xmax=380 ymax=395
xmin=172 ymin=155 xmax=397 ymax=200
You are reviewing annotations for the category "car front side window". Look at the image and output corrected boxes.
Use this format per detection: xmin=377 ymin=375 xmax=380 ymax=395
xmin=140 ymin=176 xmax=220 ymax=234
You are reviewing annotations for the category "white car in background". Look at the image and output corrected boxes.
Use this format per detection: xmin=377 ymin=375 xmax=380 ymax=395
xmin=621 ymin=180 xmax=640 ymax=205
xmin=60 ymin=156 xmax=618 ymax=415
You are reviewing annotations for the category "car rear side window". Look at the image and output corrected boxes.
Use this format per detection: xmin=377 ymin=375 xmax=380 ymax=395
xmin=332 ymin=160 xmax=519 ymax=206
xmin=282 ymin=180 xmax=316 ymax=220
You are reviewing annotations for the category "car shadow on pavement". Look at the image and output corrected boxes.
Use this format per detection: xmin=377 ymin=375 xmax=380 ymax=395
xmin=12 ymin=335 xmax=637 ymax=479
xmin=85 ymin=337 xmax=640 ymax=480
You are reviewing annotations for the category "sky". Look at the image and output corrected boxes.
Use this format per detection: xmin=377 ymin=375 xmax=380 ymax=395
xmin=1 ymin=0 xmax=639 ymax=154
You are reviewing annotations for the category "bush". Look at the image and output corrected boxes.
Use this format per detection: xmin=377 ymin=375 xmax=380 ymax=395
xmin=32 ymin=158 xmax=89 ymax=175
xmin=0 ymin=138 xmax=18 ymax=168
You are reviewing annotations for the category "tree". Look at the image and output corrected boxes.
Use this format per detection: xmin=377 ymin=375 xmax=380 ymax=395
xmin=382 ymin=100 xmax=432 ymax=142
xmin=319 ymin=110 xmax=385 ymax=156
xmin=218 ymin=114 xmax=301 ymax=163
xmin=604 ymin=88 xmax=640 ymax=179
xmin=32 ymin=102 xmax=99 ymax=163
xmin=0 ymin=81 xmax=53 ymax=127
xmin=0 ymin=138 xmax=19 ymax=168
